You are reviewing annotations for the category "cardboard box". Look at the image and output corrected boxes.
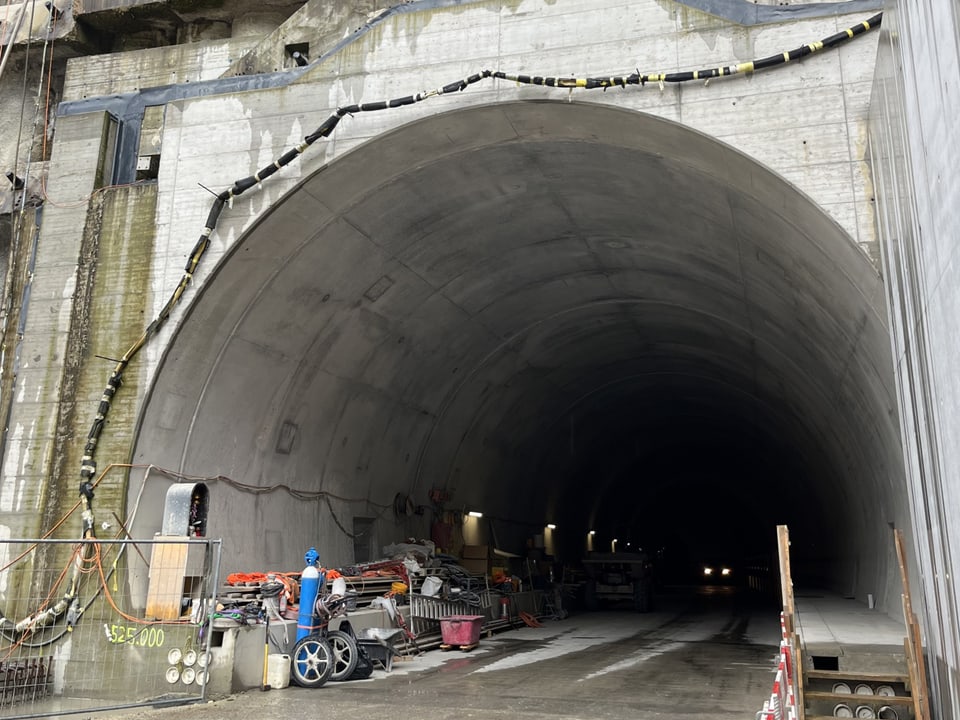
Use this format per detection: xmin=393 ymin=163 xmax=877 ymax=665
xmin=459 ymin=558 xmax=488 ymax=575
xmin=462 ymin=544 xmax=489 ymax=559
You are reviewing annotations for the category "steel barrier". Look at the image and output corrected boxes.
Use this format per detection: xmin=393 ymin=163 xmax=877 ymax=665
xmin=0 ymin=537 xmax=221 ymax=719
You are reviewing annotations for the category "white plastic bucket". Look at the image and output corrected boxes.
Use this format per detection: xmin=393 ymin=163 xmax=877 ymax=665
xmin=267 ymin=653 xmax=290 ymax=689
xmin=421 ymin=576 xmax=442 ymax=597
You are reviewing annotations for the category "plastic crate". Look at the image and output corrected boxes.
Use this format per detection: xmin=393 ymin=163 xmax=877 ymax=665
xmin=439 ymin=615 xmax=484 ymax=646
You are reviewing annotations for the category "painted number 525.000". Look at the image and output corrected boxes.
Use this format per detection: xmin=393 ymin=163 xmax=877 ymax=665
xmin=109 ymin=624 xmax=165 ymax=647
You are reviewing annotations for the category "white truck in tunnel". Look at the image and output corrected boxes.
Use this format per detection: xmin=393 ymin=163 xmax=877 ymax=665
xmin=581 ymin=552 xmax=654 ymax=613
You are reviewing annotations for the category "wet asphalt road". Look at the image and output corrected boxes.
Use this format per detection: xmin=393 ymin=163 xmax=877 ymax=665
xmin=92 ymin=586 xmax=780 ymax=720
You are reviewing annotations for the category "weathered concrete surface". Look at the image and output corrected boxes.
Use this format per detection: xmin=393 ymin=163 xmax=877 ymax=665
xmin=869 ymin=0 xmax=960 ymax=716
xmin=222 ymin=1 xmax=397 ymax=77
xmin=60 ymin=37 xmax=261 ymax=100
xmin=0 ymin=111 xmax=111 ymax=546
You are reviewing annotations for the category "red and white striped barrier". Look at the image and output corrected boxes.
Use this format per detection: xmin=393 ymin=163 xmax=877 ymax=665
xmin=758 ymin=613 xmax=800 ymax=720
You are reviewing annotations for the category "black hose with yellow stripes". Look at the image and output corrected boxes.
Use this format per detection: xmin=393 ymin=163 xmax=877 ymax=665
xmin=496 ymin=13 xmax=880 ymax=88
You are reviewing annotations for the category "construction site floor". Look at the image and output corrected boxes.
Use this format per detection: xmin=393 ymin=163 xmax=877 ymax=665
xmin=76 ymin=588 xmax=918 ymax=720
xmin=91 ymin=588 xmax=780 ymax=720
xmin=794 ymin=592 xmax=909 ymax=674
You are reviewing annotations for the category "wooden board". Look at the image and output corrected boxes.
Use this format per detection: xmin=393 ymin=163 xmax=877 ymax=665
xmin=803 ymin=690 xmax=913 ymax=705
xmin=894 ymin=528 xmax=931 ymax=720
xmin=145 ymin=542 xmax=189 ymax=621
xmin=793 ymin=630 xmax=806 ymax=720
xmin=777 ymin=525 xmax=796 ymax=633
xmin=777 ymin=525 xmax=804 ymax=720
xmin=804 ymin=669 xmax=909 ymax=684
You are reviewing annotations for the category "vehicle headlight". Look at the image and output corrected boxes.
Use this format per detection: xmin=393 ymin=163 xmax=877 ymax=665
xmin=703 ymin=566 xmax=713 ymax=576
xmin=721 ymin=567 xmax=732 ymax=576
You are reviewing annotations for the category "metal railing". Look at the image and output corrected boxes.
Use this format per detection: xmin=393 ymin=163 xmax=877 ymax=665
xmin=408 ymin=589 xmax=493 ymax=637
xmin=0 ymin=537 xmax=221 ymax=719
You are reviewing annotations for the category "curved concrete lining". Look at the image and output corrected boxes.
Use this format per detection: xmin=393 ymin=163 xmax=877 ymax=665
xmin=132 ymin=101 xmax=904 ymax=606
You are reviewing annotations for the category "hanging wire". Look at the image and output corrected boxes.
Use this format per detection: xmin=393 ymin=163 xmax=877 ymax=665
xmin=0 ymin=461 xmax=393 ymax=646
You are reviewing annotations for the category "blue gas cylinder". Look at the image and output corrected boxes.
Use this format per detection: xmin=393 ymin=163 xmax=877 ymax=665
xmin=296 ymin=547 xmax=324 ymax=641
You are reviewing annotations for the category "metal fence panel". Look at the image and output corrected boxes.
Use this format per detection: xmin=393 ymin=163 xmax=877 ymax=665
xmin=0 ymin=537 xmax=221 ymax=719
xmin=408 ymin=591 xmax=492 ymax=637
xmin=407 ymin=588 xmax=542 ymax=640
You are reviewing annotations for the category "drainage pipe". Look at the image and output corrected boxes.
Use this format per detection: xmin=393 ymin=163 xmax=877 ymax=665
xmin=0 ymin=3 xmax=28 ymax=83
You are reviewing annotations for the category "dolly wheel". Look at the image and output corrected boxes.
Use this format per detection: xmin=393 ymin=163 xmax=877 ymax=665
xmin=291 ymin=635 xmax=333 ymax=688
xmin=327 ymin=630 xmax=359 ymax=681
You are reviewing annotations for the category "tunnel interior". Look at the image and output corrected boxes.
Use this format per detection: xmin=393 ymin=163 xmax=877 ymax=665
xmin=131 ymin=101 xmax=905 ymax=608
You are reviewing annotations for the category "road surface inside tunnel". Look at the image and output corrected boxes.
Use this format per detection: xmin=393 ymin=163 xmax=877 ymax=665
xmin=97 ymin=586 xmax=780 ymax=720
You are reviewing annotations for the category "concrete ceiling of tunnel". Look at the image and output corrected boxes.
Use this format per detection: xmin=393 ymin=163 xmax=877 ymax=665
xmin=133 ymin=100 xmax=902 ymax=571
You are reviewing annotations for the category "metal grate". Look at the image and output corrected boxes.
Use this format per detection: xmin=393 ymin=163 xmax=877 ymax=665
xmin=0 ymin=657 xmax=52 ymax=709
xmin=0 ymin=537 xmax=221 ymax=719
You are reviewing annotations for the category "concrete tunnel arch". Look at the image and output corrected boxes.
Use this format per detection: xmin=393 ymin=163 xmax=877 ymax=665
xmin=130 ymin=100 xmax=908 ymax=611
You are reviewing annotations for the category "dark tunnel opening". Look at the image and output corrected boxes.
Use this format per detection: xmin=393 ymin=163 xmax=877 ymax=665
xmin=480 ymin=373 xmax=820 ymax=592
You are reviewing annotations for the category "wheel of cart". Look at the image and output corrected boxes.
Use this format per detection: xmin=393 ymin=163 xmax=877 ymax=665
xmin=326 ymin=629 xmax=360 ymax=680
xmin=291 ymin=634 xmax=334 ymax=688
xmin=350 ymin=643 xmax=375 ymax=680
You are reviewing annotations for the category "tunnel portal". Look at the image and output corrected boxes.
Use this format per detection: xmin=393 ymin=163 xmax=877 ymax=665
xmin=133 ymin=101 xmax=904 ymax=607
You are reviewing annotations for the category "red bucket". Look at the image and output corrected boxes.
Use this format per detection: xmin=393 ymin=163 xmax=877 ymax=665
xmin=439 ymin=615 xmax=484 ymax=646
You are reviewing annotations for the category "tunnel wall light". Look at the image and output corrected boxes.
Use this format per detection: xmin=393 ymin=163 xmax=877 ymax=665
xmin=467 ymin=511 xmax=483 ymax=518
xmin=546 ymin=523 xmax=556 ymax=529
xmin=588 ymin=530 xmax=595 ymax=536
